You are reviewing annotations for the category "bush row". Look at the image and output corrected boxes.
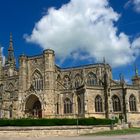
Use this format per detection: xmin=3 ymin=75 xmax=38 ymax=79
xmin=0 ymin=117 xmax=118 ymax=126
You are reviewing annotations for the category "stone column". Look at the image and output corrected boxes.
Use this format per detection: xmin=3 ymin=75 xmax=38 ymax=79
xmin=18 ymin=54 xmax=27 ymax=117
xmin=43 ymin=49 xmax=55 ymax=117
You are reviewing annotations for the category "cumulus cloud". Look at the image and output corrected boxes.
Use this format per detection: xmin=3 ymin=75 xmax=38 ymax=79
xmin=0 ymin=47 xmax=5 ymax=66
xmin=132 ymin=37 xmax=140 ymax=56
xmin=25 ymin=0 xmax=140 ymax=67
xmin=125 ymin=0 xmax=140 ymax=13
xmin=132 ymin=0 xmax=140 ymax=12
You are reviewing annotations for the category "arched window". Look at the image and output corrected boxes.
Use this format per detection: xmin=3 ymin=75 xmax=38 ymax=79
xmin=64 ymin=98 xmax=73 ymax=114
xmin=77 ymin=96 xmax=82 ymax=114
xmin=112 ymin=95 xmax=121 ymax=112
xmin=0 ymin=93 xmax=2 ymax=100
xmin=129 ymin=94 xmax=137 ymax=111
xmin=87 ymin=72 xmax=97 ymax=86
xmin=9 ymin=105 xmax=13 ymax=118
xmin=32 ymin=70 xmax=43 ymax=91
xmin=95 ymin=95 xmax=103 ymax=112
xmin=8 ymin=83 xmax=14 ymax=91
xmin=8 ymin=83 xmax=14 ymax=99
xmin=0 ymin=84 xmax=3 ymax=100
xmin=63 ymin=75 xmax=70 ymax=89
xmin=75 ymin=74 xmax=82 ymax=88
xmin=56 ymin=102 xmax=59 ymax=114
xmin=56 ymin=75 xmax=61 ymax=89
xmin=57 ymin=75 xmax=61 ymax=82
xmin=0 ymin=84 xmax=3 ymax=92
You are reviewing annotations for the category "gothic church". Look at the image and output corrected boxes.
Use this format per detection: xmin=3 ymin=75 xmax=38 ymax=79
xmin=0 ymin=34 xmax=140 ymax=124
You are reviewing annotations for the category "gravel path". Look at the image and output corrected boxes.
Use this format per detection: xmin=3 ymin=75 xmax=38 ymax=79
xmin=0 ymin=134 xmax=140 ymax=140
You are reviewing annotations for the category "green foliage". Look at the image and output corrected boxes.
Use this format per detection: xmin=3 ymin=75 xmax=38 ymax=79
xmin=0 ymin=117 xmax=117 ymax=126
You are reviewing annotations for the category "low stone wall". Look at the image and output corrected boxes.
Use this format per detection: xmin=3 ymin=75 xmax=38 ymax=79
xmin=0 ymin=125 xmax=124 ymax=137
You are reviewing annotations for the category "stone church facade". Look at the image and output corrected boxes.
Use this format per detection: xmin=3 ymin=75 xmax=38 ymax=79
xmin=0 ymin=34 xmax=140 ymax=124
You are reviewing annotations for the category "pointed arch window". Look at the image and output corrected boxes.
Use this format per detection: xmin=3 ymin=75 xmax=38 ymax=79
xmin=0 ymin=84 xmax=3 ymax=100
xmin=77 ymin=96 xmax=82 ymax=114
xmin=63 ymin=75 xmax=71 ymax=89
xmin=56 ymin=102 xmax=59 ymax=114
xmin=87 ymin=72 xmax=97 ymax=86
xmin=32 ymin=70 xmax=43 ymax=91
xmin=75 ymin=74 xmax=82 ymax=88
xmin=64 ymin=98 xmax=73 ymax=114
xmin=112 ymin=95 xmax=121 ymax=112
xmin=0 ymin=93 xmax=2 ymax=100
xmin=129 ymin=94 xmax=137 ymax=112
xmin=0 ymin=84 xmax=3 ymax=92
xmin=9 ymin=105 xmax=13 ymax=118
xmin=56 ymin=75 xmax=61 ymax=89
xmin=8 ymin=83 xmax=14 ymax=91
xmin=7 ymin=83 xmax=14 ymax=99
xmin=95 ymin=95 xmax=103 ymax=112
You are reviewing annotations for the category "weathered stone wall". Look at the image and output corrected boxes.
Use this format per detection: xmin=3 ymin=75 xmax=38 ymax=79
xmin=126 ymin=89 xmax=140 ymax=123
xmin=84 ymin=88 xmax=105 ymax=118
xmin=0 ymin=125 xmax=120 ymax=137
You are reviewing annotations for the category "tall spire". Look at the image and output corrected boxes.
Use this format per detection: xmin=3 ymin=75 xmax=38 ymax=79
xmin=0 ymin=44 xmax=3 ymax=78
xmin=103 ymin=57 xmax=106 ymax=64
xmin=134 ymin=64 xmax=138 ymax=77
xmin=6 ymin=33 xmax=16 ymax=67
xmin=119 ymin=73 xmax=125 ymax=86
xmin=8 ymin=32 xmax=14 ymax=51
xmin=0 ymin=44 xmax=2 ymax=59
xmin=0 ymin=44 xmax=3 ymax=66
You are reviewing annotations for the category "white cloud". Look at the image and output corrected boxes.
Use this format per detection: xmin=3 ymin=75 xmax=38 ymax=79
xmin=132 ymin=37 xmax=140 ymax=56
xmin=25 ymin=0 xmax=140 ymax=67
xmin=125 ymin=0 xmax=140 ymax=13
xmin=0 ymin=47 xmax=5 ymax=66
xmin=133 ymin=0 xmax=140 ymax=12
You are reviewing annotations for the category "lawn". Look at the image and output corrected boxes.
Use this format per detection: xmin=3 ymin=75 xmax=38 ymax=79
xmin=84 ymin=127 xmax=140 ymax=136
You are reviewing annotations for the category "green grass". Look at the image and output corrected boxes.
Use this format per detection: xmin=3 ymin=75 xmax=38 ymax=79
xmin=84 ymin=128 xmax=140 ymax=136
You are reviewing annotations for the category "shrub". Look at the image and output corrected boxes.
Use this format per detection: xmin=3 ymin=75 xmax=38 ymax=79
xmin=0 ymin=117 xmax=117 ymax=126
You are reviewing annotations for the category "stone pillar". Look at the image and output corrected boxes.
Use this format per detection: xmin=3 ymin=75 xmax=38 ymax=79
xmin=43 ymin=49 xmax=55 ymax=90
xmin=18 ymin=54 xmax=27 ymax=117
xmin=19 ymin=55 xmax=27 ymax=92
xmin=43 ymin=49 xmax=55 ymax=117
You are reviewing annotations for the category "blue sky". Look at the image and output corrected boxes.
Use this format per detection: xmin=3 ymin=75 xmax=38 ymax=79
xmin=0 ymin=0 xmax=140 ymax=83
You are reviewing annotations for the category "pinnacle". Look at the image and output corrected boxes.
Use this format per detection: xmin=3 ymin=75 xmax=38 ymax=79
xmin=8 ymin=32 xmax=14 ymax=51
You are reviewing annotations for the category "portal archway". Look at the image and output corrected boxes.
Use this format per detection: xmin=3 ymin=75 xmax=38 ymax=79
xmin=25 ymin=94 xmax=42 ymax=118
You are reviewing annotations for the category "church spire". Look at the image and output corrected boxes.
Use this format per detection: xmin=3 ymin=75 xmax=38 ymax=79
xmin=0 ymin=44 xmax=3 ymax=66
xmin=6 ymin=33 xmax=16 ymax=67
xmin=8 ymin=32 xmax=14 ymax=51
xmin=0 ymin=44 xmax=3 ymax=78
xmin=134 ymin=64 xmax=138 ymax=77
xmin=103 ymin=57 xmax=106 ymax=65
xmin=0 ymin=44 xmax=2 ymax=60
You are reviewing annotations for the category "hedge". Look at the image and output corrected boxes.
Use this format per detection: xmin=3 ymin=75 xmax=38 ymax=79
xmin=0 ymin=117 xmax=118 ymax=126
